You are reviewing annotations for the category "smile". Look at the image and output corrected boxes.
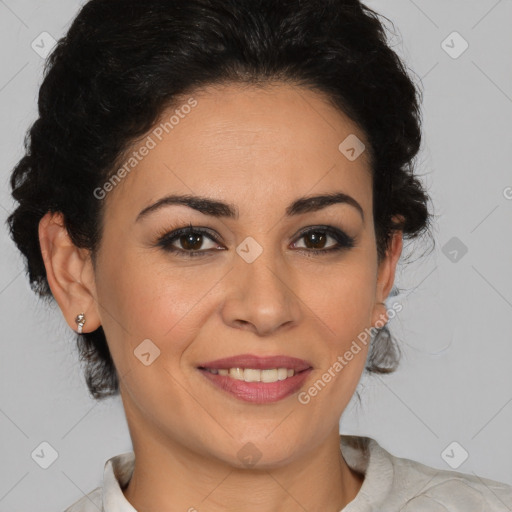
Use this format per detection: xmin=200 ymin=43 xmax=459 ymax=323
xmin=202 ymin=367 xmax=297 ymax=383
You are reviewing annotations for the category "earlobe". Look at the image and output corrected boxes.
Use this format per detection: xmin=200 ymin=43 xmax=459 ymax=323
xmin=38 ymin=211 xmax=101 ymax=333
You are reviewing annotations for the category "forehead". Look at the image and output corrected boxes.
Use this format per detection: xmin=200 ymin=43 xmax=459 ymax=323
xmin=104 ymin=82 xmax=373 ymax=220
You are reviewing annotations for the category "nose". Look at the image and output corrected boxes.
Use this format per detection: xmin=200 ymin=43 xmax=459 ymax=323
xmin=220 ymin=244 xmax=302 ymax=336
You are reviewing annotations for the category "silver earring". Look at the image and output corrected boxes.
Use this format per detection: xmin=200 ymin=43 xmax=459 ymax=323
xmin=75 ymin=313 xmax=86 ymax=334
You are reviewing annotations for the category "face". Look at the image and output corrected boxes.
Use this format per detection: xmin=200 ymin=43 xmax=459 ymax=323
xmin=42 ymin=81 xmax=401 ymax=468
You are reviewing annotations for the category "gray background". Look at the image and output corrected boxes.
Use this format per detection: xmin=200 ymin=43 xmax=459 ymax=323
xmin=1 ymin=0 xmax=511 ymax=510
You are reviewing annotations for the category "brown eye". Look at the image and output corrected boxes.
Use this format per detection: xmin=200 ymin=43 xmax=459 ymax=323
xmin=302 ymin=230 xmax=328 ymax=249
xmin=156 ymin=226 xmax=222 ymax=258
xmin=156 ymin=224 xmax=355 ymax=259
xmin=292 ymin=226 xmax=356 ymax=254
xmin=179 ymin=232 xmax=204 ymax=251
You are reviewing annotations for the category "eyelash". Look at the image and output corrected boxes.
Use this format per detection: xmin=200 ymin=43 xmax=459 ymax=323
xmin=154 ymin=223 xmax=356 ymax=259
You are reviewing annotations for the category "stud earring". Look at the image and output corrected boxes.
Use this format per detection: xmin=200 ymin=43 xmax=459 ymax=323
xmin=75 ymin=313 xmax=86 ymax=334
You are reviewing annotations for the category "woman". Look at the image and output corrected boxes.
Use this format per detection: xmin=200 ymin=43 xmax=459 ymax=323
xmin=7 ymin=0 xmax=512 ymax=510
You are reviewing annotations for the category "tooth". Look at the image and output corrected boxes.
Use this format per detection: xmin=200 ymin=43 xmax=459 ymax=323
xmin=229 ymin=368 xmax=244 ymax=380
xmin=207 ymin=367 xmax=298 ymax=381
xmin=277 ymin=368 xmax=288 ymax=380
xmin=243 ymin=369 xmax=261 ymax=382
xmin=261 ymin=369 xmax=278 ymax=383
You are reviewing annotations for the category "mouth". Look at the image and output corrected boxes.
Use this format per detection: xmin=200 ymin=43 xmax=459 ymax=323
xmin=197 ymin=354 xmax=313 ymax=403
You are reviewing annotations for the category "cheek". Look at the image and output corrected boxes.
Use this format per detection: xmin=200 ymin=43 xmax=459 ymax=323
xmin=94 ymin=248 xmax=221 ymax=365
xmin=294 ymin=258 xmax=376 ymax=400
xmin=297 ymin=260 xmax=377 ymax=341
xmin=297 ymin=266 xmax=374 ymax=411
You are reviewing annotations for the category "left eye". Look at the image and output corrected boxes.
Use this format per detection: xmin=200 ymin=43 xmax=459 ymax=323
xmin=292 ymin=229 xmax=341 ymax=251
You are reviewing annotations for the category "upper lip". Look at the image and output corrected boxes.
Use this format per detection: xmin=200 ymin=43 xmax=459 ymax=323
xmin=198 ymin=354 xmax=312 ymax=371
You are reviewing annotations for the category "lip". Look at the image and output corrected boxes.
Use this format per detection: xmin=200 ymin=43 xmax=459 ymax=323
xmin=197 ymin=353 xmax=313 ymax=372
xmin=198 ymin=367 xmax=313 ymax=404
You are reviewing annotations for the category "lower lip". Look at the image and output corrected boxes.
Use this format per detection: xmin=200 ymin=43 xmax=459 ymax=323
xmin=198 ymin=368 xmax=313 ymax=404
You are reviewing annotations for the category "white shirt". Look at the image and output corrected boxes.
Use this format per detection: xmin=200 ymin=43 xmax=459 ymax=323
xmin=64 ymin=435 xmax=512 ymax=511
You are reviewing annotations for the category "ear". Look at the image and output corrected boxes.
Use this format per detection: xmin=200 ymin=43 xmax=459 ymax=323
xmin=38 ymin=211 xmax=101 ymax=334
xmin=370 ymin=222 xmax=403 ymax=328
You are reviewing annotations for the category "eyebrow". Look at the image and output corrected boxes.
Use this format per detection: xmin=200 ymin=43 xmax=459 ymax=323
xmin=135 ymin=191 xmax=364 ymax=223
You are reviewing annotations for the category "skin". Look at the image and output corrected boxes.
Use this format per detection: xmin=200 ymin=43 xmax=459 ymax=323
xmin=39 ymin=81 xmax=402 ymax=512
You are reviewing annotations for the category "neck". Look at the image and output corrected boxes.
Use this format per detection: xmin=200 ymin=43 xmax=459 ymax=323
xmin=122 ymin=426 xmax=364 ymax=512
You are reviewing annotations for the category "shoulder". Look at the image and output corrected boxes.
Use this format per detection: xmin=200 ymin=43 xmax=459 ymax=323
xmin=62 ymin=487 xmax=102 ymax=512
xmin=380 ymin=442 xmax=512 ymax=511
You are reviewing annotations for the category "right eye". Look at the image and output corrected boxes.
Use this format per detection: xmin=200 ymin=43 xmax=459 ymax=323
xmin=156 ymin=225 xmax=224 ymax=258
